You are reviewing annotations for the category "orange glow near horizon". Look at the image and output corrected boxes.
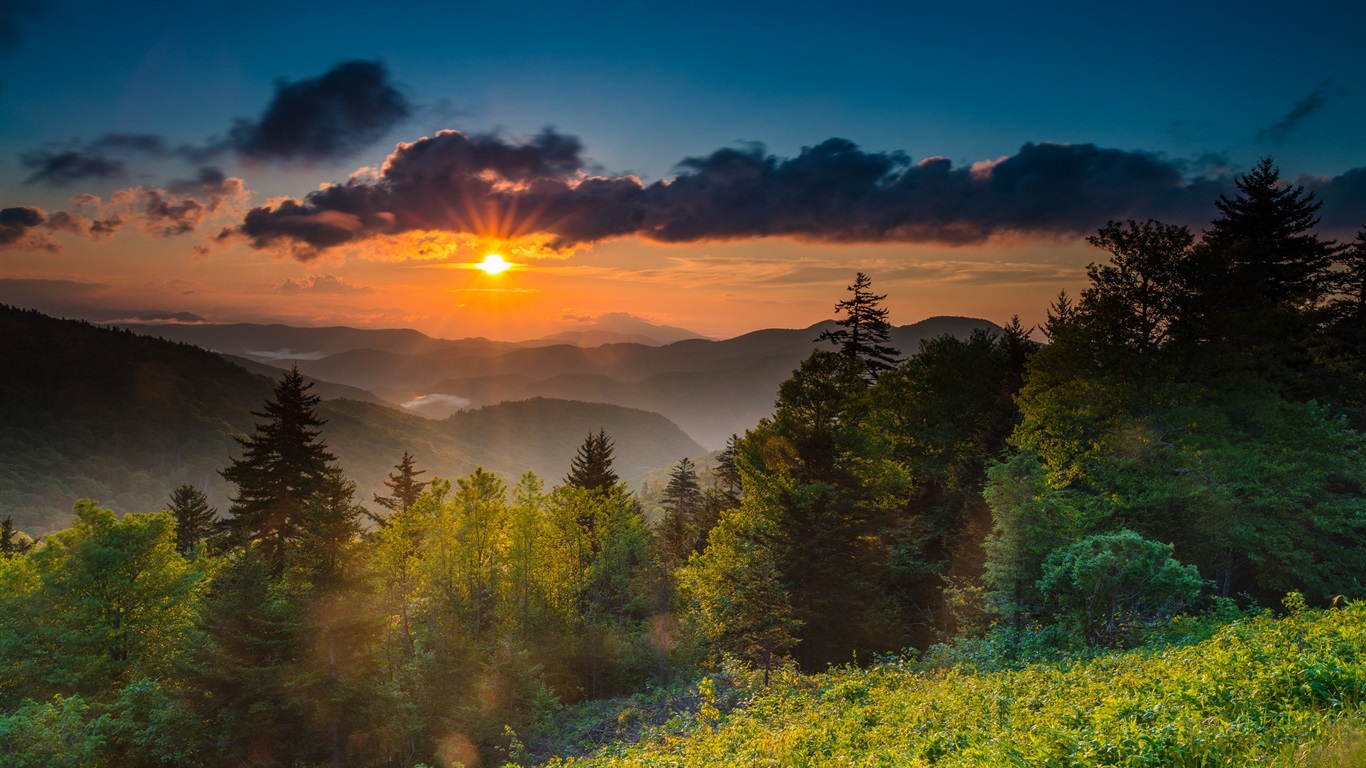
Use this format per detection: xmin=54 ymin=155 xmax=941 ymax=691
xmin=476 ymin=253 xmax=511 ymax=274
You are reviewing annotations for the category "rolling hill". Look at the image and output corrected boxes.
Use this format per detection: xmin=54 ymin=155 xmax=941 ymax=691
xmin=0 ymin=306 xmax=703 ymax=533
xmin=127 ymin=315 xmax=999 ymax=448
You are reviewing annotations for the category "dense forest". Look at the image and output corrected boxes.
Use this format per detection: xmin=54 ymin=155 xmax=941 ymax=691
xmin=1 ymin=158 xmax=1364 ymax=766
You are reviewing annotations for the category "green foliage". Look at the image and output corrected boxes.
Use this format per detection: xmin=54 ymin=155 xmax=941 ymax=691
xmin=543 ymin=604 xmax=1366 ymax=767
xmin=1036 ymin=530 xmax=1204 ymax=644
xmin=0 ymin=501 xmax=203 ymax=707
xmin=679 ymin=508 xmax=801 ymax=681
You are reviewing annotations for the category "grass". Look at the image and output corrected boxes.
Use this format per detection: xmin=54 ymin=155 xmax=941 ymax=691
xmin=531 ymin=602 xmax=1366 ymax=767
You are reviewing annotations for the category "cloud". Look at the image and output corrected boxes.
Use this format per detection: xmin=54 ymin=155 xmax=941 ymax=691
xmin=43 ymin=209 xmax=123 ymax=239
xmin=229 ymin=131 xmax=1366 ymax=259
xmin=229 ymin=132 xmax=1245 ymax=257
xmin=1305 ymin=167 xmax=1366 ymax=233
xmin=20 ymin=150 xmax=127 ymax=186
xmin=0 ymin=206 xmax=45 ymax=244
xmin=0 ymin=206 xmax=58 ymax=251
xmin=277 ymin=274 xmax=374 ymax=294
xmin=401 ymin=393 xmax=471 ymax=415
xmin=1255 ymin=83 xmax=1343 ymax=144
xmin=244 ymin=349 xmax=328 ymax=361
xmin=16 ymin=132 xmax=192 ymax=188
xmin=15 ymin=60 xmax=410 ymax=190
xmin=223 ymin=59 xmax=412 ymax=163
xmin=105 ymin=310 xmax=208 ymax=324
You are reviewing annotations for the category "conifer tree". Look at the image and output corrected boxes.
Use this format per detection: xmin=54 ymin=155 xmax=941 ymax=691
xmin=564 ymin=429 xmax=619 ymax=492
xmin=1205 ymin=157 xmax=1334 ymax=308
xmin=1 ymin=515 xmax=32 ymax=558
xmin=817 ymin=272 xmax=901 ymax=380
xmin=713 ymin=435 xmax=742 ymax=498
xmin=373 ymin=451 xmax=427 ymax=515
xmin=659 ymin=457 xmax=704 ymax=569
xmin=221 ymin=367 xmax=337 ymax=573
xmin=166 ymin=484 xmax=216 ymax=554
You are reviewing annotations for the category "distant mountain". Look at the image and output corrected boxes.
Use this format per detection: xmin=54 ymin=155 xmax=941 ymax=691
xmin=525 ymin=313 xmax=707 ymax=346
xmin=1 ymin=306 xmax=703 ymax=533
xmin=302 ymin=316 xmax=1000 ymax=448
xmin=115 ymin=321 xmax=513 ymax=362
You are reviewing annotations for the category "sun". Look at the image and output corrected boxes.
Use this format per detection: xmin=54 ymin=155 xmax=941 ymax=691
xmin=476 ymin=253 xmax=510 ymax=275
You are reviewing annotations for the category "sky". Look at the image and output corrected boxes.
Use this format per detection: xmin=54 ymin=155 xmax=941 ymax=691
xmin=1 ymin=0 xmax=1363 ymax=341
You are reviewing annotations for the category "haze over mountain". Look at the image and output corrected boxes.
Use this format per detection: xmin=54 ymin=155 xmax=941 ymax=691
xmin=130 ymin=315 xmax=996 ymax=448
xmin=1 ymin=306 xmax=703 ymax=533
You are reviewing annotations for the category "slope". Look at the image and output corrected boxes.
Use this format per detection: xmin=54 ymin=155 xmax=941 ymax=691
xmin=0 ymin=306 xmax=703 ymax=533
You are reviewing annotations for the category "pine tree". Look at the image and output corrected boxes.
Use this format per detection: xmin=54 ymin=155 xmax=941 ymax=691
xmin=1205 ymin=157 xmax=1334 ymax=308
xmin=713 ymin=435 xmax=742 ymax=498
xmin=817 ymin=272 xmax=901 ymax=380
xmin=659 ymin=458 xmax=704 ymax=569
xmin=166 ymin=484 xmax=216 ymax=554
xmin=221 ymin=367 xmax=337 ymax=573
xmin=373 ymin=451 xmax=427 ymax=515
xmin=564 ymin=429 xmax=619 ymax=492
xmin=1 ymin=515 xmax=33 ymax=558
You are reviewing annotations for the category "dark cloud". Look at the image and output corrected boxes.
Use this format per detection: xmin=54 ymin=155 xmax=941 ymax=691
xmin=232 ymin=131 xmax=1264 ymax=258
xmin=20 ymin=150 xmax=127 ymax=186
xmin=167 ymin=166 xmax=228 ymax=195
xmin=0 ymin=206 xmax=46 ymax=245
xmin=44 ymin=210 xmax=122 ymax=239
xmin=15 ymin=61 xmax=411 ymax=186
xmin=17 ymin=132 xmax=182 ymax=188
xmin=225 ymin=59 xmax=412 ymax=162
xmin=1307 ymin=167 xmax=1366 ymax=233
xmin=1255 ymin=83 xmax=1342 ymax=144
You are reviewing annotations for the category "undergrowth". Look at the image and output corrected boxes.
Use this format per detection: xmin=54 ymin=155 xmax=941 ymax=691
xmin=528 ymin=602 xmax=1366 ymax=767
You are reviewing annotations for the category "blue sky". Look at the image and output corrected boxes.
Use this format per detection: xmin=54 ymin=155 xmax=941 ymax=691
xmin=1 ymin=0 xmax=1363 ymax=339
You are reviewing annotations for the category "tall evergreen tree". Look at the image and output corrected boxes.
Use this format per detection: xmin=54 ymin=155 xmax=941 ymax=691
xmin=817 ymin=272 xmax=901 ymax=380
xmin=1204 ymin=157 xmax=1334 ymax=308
xmin=713 ymin=434 xmax=742 ymax=498
xmin=166 ymin=483 xmax=216 ymax=554
xmin=659 ymin=457 xmax=704 ymax=569
xmin=373 ymin=451 xmax=427 ymax=515
xmin=564 ymin=429 xmax=620 ymax=492
xmin=220 ymin=367 xmax=337 ymax=573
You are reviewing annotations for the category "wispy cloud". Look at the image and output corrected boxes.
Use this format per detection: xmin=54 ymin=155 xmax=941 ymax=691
xmin=1255 ymin=82 xmax=1344 ymax=144
xmin=277 ymin=274 xmax=374 ymax=295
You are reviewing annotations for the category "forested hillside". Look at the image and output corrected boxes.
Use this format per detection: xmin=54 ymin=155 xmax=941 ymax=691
xmin=0 ymin=307 xmax=703 ymax=533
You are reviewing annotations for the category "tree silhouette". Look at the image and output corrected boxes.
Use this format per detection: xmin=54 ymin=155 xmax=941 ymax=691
xmin=564 ymin=428 xmax=619 ymax=492
xmin=373 ymin=451 xmax=427 ymax=516
xmin=818 ymin=272 xmax=900 ymax=380
xmin=1205 ymin=156 xmax=1334 ymax=308
xmin=221 ymin=367 xmax=337 ymax=573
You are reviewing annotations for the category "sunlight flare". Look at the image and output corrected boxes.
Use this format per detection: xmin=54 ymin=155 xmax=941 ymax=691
xmin=476 ymin=253 xmax=510 ymax=275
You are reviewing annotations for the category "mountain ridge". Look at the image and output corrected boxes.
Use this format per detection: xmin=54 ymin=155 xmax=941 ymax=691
xmin=1 ymin=306 xmax=703 ymax=533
